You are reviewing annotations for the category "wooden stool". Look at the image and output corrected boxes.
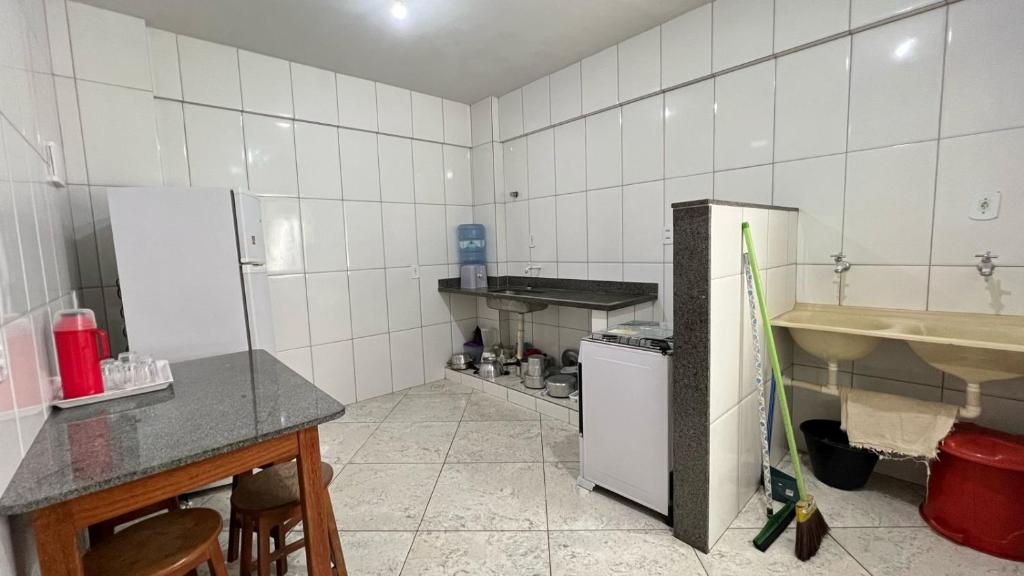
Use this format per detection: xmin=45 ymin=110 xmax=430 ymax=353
xmin=231 ymin=461 xmax=345 ymax=576
xmin=83 ymin=508 xmax=227 ymax=576
xmin=88 ymin=496 xmax=180 ymax=545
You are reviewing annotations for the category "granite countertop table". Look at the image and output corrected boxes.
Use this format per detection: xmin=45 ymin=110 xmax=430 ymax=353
xmin=0 ymin=349 xmax=345 ymax=516
xmin=438 ymin=276 xmax=658 ymax=311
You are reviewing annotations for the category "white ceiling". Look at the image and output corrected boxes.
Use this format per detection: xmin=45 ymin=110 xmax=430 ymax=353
xmin=76 ymin=0 xmax=707 ymax=104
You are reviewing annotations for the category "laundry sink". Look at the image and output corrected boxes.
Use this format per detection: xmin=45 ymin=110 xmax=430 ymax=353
xmin=773 ymin=304 xmax=1024 ymax=385
xmin=772 ymin=307 xmax=890 ymax=362
xmin=901 ymin=320 xmax=1024 ymax=385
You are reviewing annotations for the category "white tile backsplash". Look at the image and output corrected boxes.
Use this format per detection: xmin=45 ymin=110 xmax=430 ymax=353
xmin=843 ymin=141 xmax=936 ymax=265
xmin=386 ymin=267 xmax=421 ymax=331
xmin=932 ymin=128 xmax=1024 ymax=266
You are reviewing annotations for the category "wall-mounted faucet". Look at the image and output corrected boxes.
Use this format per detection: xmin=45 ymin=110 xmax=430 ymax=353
xmin=524 ymin=263 xmax=541 ymax=275
xmin=830 ymin=253 xmax=851 ymax=274
xmin=975 ymin=251 xmax=998 ymax=277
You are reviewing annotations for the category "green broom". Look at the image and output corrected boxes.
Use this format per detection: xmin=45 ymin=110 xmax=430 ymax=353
xmin=742 ymin=222 xmax=828 ymax=561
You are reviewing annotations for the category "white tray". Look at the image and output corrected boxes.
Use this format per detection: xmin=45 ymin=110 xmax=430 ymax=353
xmin=53 ymin=379 xmax=173 ymax=409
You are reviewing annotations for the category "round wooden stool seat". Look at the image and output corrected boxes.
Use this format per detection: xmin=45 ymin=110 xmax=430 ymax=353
xmin=231 ymin=461 xmax=334 ymax=512
xmin=83 ymin=508 xmax=224 ymax=576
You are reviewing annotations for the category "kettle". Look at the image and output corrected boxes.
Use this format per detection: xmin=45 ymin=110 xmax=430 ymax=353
xmin=53 ymin=309 xmax=110 ymax=399
xmin=477 ymin=352 xmax=503 ymax=379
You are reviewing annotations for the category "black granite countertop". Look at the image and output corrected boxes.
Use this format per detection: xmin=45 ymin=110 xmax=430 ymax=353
xmin=438 ymin=276 xmax=658 ymax=311
xmin=0 ymin=350 xmax=345 ymax=516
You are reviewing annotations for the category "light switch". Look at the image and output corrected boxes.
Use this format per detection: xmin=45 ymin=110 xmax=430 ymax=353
xmin=969 ymin=191 xmax=1000 ymax=221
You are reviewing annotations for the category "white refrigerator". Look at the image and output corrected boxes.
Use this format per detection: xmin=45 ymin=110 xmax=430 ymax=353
xmin=106 ymin=187 xmax=275 ymax=362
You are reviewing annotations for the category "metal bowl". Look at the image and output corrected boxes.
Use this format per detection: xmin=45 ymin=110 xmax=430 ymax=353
xmin=448 ymin=353 xmax=471 ymax=370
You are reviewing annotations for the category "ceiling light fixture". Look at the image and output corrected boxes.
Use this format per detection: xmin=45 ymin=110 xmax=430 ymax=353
xmin=390 ymin=1 xmax=408 ymax=20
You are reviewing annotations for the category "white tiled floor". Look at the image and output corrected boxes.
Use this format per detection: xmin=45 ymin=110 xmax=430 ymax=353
xmin=194 ymin=381 xmax=1024 ymax=575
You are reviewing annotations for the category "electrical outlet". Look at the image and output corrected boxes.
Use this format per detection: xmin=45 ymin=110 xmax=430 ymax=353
xmin=662 ymin=228 xmax=673 ymax=244
xmin=969 ymin=191 xmax=1001 ymax=221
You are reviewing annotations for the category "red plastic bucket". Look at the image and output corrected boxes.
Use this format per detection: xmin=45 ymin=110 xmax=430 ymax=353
xmin=921 ymin=423 xmax=1024 ymax=561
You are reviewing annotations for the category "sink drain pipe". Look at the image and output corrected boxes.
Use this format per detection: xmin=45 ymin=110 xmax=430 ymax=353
xmin=785 ymin=362 xmax=981 ymax=419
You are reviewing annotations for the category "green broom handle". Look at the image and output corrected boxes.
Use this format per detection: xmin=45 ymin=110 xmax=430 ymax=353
xmin=741 ymin=222 xmax=807 ymax=498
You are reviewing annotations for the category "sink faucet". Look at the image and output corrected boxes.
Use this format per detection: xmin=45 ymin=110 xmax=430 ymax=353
xmin=524 ymin=263 xmax=541 ymax=275
xmin=830 ymin=253 xmax=851 ymax=274
xmin=975 ymin=251 xmax=998 ymax=277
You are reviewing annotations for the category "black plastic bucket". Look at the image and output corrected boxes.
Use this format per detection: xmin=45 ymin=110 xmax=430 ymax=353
xmin=800 ymin=419 xmax=879 ymax=491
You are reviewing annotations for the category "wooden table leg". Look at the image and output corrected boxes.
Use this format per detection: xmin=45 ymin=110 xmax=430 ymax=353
xmin=33 ymin=503 xmax=85 ymax=576
xmin=296 ymin=427 xmax=331 ymax=575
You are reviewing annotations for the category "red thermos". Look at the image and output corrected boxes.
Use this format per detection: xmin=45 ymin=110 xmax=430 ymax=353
xmin=54 ymin=309 xmax=110 ymax=399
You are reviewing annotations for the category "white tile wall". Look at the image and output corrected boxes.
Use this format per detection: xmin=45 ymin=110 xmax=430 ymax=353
xmin=712 ymin=0 xmax=773 ymax=72
xmin=522 ymin=76 xmax=550 ymax=133
xmin=411 ymin=91 xmax=443 ymax=142
xmin=376 ymin=83 xmax=412 ymax=137
xmin=67 ymin=2 xmax=150 ymax=90
xmin=618 ymin=27 xmax=660 ymax=101
xmin=239 ymin=50 xmax=293 ymax=117
xmin=713 ymin=61 xmax=775 ymax=171
xmin=549 ymin=63 xmax=582 ymax=124
xmin=177 ymin=36 xmax=241 ymax=109
xmin=147 ymin=29 xmax=181 ymax=99
xmin=847 ymin=10 xmax=945 ymax=151
xmin=775 ymin=0 xmax=849 ymax=52
xmin=291 ymin=63 xmax=338 ymax=125
xmin=661 ymin=4 xmax=711 ymax=88
xmin=581 ymin=45 xmax=618 ymax=114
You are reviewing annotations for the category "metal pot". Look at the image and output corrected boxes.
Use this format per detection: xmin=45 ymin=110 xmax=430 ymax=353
xmin=526 ymin=355 xmax=548 ymax=377
xmin=546 ymin=374 xmax=577 ymax=398
xmin=448 ymin=353 xmax=470 ymax=370
xmin=523 ymin=373 xmax=546 ymax=389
